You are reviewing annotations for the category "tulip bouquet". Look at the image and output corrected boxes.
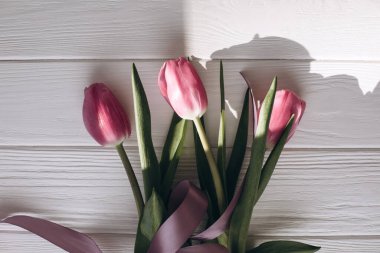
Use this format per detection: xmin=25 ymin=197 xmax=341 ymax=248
xmin=81 ymin=57 xmax=319 ymax=253
xmin=1 ymin=57 xmax=320 ymax=253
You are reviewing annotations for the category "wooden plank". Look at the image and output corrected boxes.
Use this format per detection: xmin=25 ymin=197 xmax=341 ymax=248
xmin=0 ymin=0 xmax=184 ymax=60
xmin=0 ymin=1 xmax=379 ymax=60
xmin=0 ymin=60 xmax=379 ymax=147
xmin=0 ymin=232 xmax=379 ymax=253
xmin=184 ymin=0 xmax=380 ymax=60
xmin=0 ymin=147 xmax=379 ymax=237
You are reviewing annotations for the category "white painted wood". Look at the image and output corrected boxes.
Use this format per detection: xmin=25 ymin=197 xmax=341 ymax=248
xmin=0 ymin=0 xmax=185 ymax=60
xmin=1 ymin=0 xmax=379 ymax=251
xmin=0 ymin=60 xmax=379 ymax=147
xmin=184 ymin=0 xmax=380 ymax=60
xmin=1 ymin=1 xmax=380 ymax=60
xmin=0 ymin=147 xmax=379 ymax=237
xmin=0 ymin=232 xmax=379 ymax=253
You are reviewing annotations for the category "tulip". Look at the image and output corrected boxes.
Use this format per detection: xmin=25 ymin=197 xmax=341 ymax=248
xmin=82 ymin=83 xmax=131 ymax=147
xmin=265 ymin=89 xmax=306 ymax=149
xmin=158 ymin=57 xmax=208 ymax=120
xmin=83 ymin=83 xmax=144 ymax=216
xmin=158 ymin=57 xmax=226 ymax=212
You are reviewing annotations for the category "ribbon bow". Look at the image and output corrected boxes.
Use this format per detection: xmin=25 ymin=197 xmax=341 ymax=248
xmin=147 ymin=180 xmax=241 ymax=253
xmin=1 ymin=180 xmax=241 ymax=253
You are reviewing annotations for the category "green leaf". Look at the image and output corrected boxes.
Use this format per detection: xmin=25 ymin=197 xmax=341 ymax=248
xmin=254 ymin=115 xmax=295 ymax=206
xmin=229 ymin=77 xmax=277 ymax=253
xmin=160 ymin=112 xmax=188 ymax=201
xmin=226 ymin=88 xmax=250 ymax=201
xmin=217 ymin=61 xmax=226 ymax=191
xmin=134 ymin=190 xmax=166 ymax=253
xmin=140 ymin=190 xmax=166 ymax=240
xmin=247 ymin=240 xmax=321 ymax=253
xmin=131 ymin=63 xmax=160 ymax=199
xmin=193 ymin=118 xmax=220 ymax=219
xmin=134 ymin=229 xmax=150 ymax=253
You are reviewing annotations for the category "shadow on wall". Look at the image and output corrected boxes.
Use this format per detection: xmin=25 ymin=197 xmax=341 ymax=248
xmin=190 ymin=35 xmax=380 ymax=241
xmin=192 ymin=34 xmax=380 ymax=148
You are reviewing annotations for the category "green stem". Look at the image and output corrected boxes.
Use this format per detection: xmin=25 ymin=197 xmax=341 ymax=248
xmin=193 ymin=117 xmax=226 ymax=211
xmin=116 ymin=144 xmax=144 ymax=217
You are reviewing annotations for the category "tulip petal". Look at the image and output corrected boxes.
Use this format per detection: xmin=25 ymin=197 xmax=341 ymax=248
xmin=83 ymin=83 xmax=131 ymax=147
xmin=266 ymin=89 xmax=306 ymax=148
xmin=158 ymin=62 xmax=169 ymax=103
xmin=159 ymin=57 xmax=208 ymax=120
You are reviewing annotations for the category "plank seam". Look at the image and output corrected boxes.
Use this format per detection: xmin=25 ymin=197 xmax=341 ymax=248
xmin=0 ymin=231 xmax=379 ymax=240
xmin=0 ymin=145 xmax=379 ymax=152
xmin=1 ymin=58 xmax=380 ymax=63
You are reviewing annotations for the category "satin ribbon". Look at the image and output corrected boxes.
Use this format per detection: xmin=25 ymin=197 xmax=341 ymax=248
xmin=1 ymin=180 xmax=240 ymax=253
xmin=148 ymin=180 xmax=241 ymax=253
xmin=1 ymin=215 xmax=102 ymax=253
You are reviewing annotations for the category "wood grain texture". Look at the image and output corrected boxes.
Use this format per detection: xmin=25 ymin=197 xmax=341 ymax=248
xmin=0 ymin=0 xmax=185 ymax=60
xmin=1 ymin=1 xmax=379 ymax=251
xmin=0 ymin=232 xmax=379 ymax=253
xmin=0 ymin=147 xmax=379 ymax=237
xmin=1 ymin=0 xmax=379 ymax=60
xmin=184 ymin=0 xmax=380 ymax=60
xmin=0 ymin=60 xmax=379 ymax=147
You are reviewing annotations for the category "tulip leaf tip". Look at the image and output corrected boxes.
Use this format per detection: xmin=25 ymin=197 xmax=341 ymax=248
xmin=271 ymin=76 xmax=278 ymax=90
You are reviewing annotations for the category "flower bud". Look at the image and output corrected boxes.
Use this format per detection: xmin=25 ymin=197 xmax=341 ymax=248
xmin=83 ymin=83 xmax=131 ymax=146
xmin=266 ymin=89 xmax=306 ymax=149
xmin=158 ymin=57 xmax=208 ymax=120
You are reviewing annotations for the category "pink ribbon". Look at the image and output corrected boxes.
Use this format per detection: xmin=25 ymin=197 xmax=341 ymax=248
xmin=1 ymin=215 xmax=102 ymax=253
xmin=1 ymin=180 xmax=240 ymax=253
xmin=148 ymin=180 xmax=241 ymax=253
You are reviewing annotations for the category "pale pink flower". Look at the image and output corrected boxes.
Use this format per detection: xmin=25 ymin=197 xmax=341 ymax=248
xmin=158 ymin=57 xmax=208 ymax=120
xmin=83 ymin=83 xmax=131 ymax=146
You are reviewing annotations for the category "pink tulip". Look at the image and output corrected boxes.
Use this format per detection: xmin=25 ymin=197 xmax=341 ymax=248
xmin=265 ymin=89 xmax=306 ymax=149
xmin=83 ymin=83 xmax=131 ymax=146
xmin=158 ymin=57 xmax=208 ymax=120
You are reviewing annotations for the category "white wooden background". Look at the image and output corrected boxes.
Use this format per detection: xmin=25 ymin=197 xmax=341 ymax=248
xmin=0 ymin=0 xmax=379 ymax=252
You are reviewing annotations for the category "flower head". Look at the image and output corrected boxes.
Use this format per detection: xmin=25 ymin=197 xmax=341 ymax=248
xmin=83 ymin=83 xmax=131 ymax=146
xmin=158 ymin=57 xmax=208 ymax=120
xmin=265 ymin=89 xmax=306 ymax=149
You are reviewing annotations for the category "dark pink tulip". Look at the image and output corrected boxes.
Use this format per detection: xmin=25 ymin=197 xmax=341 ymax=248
xmin=83 ymin=83 xmax=131 ymax=146
xmin=265 ymin=89 xmax=306 ymax=149
xmin=158 ymin=57 xmax=208 ymax=120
